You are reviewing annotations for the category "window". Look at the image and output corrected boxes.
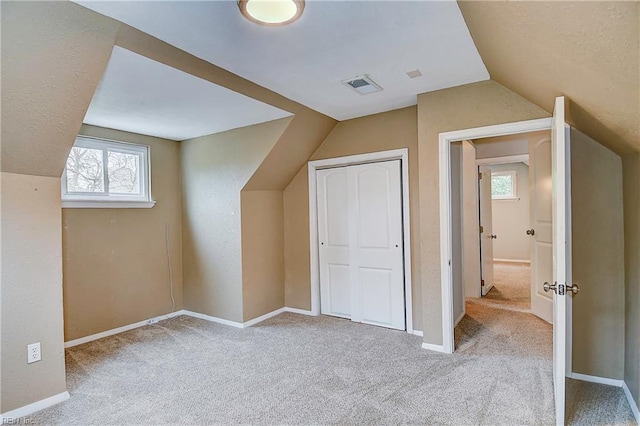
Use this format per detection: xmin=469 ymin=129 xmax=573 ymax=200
xmin=491 ymin=170 xmax=517 ymax=200
xmin=62 ymin=137 xmax=154 ymax=208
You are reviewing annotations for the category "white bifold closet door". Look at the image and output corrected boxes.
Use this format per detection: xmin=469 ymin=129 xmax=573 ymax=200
xmin=317 ymin=160 xmax=405 ymax=330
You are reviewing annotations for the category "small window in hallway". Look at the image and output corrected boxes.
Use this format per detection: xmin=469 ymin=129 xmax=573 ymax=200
xmin=491 ymin=170 xmax=516 ymax=199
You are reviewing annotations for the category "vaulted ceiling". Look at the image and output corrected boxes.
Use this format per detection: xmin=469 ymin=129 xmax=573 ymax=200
xmin=458 ymin=1 xmax=639 ymax=155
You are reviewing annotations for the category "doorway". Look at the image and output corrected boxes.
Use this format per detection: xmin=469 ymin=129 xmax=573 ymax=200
xmin=308 ymin=149 xmax=414 ymax=334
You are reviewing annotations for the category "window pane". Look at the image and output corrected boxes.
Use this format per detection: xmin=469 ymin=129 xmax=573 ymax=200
xmin=65 ymin=147 xmax=105 ymax=193
xmin=107 ymin=151 xmax=141 ymax=195
xmin=491 ymin=175 xmax=513 ymax=197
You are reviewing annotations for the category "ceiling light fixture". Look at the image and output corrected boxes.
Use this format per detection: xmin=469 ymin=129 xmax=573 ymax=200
xmin=238 ymin=0 xmax=305 ymax=26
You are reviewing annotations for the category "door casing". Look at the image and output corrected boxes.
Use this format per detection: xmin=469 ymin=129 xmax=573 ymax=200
xmin=438 ymin=118 xmax=569 ymax=355
xmin=308 ymin=148 xmax=414 ymax=335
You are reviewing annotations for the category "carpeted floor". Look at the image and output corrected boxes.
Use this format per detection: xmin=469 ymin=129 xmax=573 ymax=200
xmin=26 ymin=303 xmax=634 ymax=425
xmin=470 ymin=262 xmax=532 ymax=312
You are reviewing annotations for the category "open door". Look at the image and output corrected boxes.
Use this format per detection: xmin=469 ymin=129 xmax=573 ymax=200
xmin=529 ymin=135 xmax=554 ymax=323
xmin=546 ymin=96 xmax=572 ymax=425
xmin=478 ymin=165 xmax=494 ymax=296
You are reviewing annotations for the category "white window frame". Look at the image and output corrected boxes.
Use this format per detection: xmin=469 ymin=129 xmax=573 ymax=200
xmin=62 ymin=136 xmax=155 ymax=209
xmin=490 ymin=170 xmax=517 ymax=200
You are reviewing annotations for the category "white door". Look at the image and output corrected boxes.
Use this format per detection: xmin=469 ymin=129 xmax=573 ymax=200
xmin=317 ymin=160 xmax=405 ymax=330
xmin=529 ymin=136 xmax=554 ymax=323
xmin=317 ymin=167 xmax=351 ymax=318
xmin=548 ymin=96 xmax=571 ymax=425
xmin=478 ymin=165 xmax=494 ymax=296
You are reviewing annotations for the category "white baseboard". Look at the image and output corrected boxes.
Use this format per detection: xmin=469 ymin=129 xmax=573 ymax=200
xmin=284 ymin=307 xmax=315 ymax=316
xmin=181 ymin=310 xmax=244 ymax=328
xmin=493 ymin=258 xmax=531 ymax=264
xmin=455 ymin=311 xmax=465 ymax=326
xmin=242 ymin=308 xmax=286 ymax=327
xmin=0 ymin=391 xmax=70 ymax=420
xmin=413 ymin=330 xmax=424 ymax=337
xmin=421 ymin=342 xmax=446 ymax=353
xmin=65 ymin=310 xmax=187 ymax=348
xmin=623 ymin=381 xmax=640 ymax=423
xmin=568 ymin=372 xmax=624 ymax=387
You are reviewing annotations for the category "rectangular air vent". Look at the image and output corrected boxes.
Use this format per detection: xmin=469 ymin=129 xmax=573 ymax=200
xmin=341 ymin=75 xmax=382 ymax=95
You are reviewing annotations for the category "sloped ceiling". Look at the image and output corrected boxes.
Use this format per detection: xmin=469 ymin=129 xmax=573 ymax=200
xmin=458 ymin=1 xmax=639 ymax=155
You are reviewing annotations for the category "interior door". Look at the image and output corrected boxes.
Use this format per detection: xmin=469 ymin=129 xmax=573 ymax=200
xmin=349 ymin=161 xmax=404 ymax=329
xmin=549 ymin=96 xmax=571 ymax=425
xmin=317 ymin=168 xmax=351 ymax=318
xmin=317 ymin=160 xmax=405 ymax=330
xmin=478 ymin=165 xmax=494 ymax=296
xmin=529 ymin=135 xmax=554 ymax=323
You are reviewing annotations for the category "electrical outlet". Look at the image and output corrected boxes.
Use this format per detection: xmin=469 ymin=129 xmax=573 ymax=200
xmin=27 ymin=342 xmax=41 ymax=364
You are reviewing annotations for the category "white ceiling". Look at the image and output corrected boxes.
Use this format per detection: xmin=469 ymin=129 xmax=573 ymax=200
xmin=76 ymin=0 xmax=489 ymax=121
xmin=84 ymin=46 xmax=292 ymax=141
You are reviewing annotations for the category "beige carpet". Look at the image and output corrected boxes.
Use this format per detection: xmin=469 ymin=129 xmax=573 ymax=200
xmin=25 ymin=304 xmax=634 ymax=425
xmin=470 ymin=262 xmax=532 ymax=312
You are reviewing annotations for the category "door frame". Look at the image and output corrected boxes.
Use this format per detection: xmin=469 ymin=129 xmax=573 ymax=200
xmin=439 ymin=118 xmax=554 ymax=353
xmin=308 ymin=148 xmax=414 ymax=334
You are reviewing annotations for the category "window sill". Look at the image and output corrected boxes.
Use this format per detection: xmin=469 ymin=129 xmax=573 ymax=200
xmin=492 ymin=197 xmax=519 ymax=202
xmin=62 ymin=200 xmax=156 ymax=209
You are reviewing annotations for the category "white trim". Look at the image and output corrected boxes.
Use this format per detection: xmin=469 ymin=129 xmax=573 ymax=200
xmin=308 ymin=148 xmax=414 ymax=334
xmin=0 ymin=391 xmax=70 ymax=420
xmin=242 ymin=308 xmax=286 ymax=327
xmin=493 ymin=258 xmax=531 ymax=264
xmin=65 ymin=310 xmax=186 ymax=348
xmin=284 ymin=307 xmax=315 ymax=316
xmin=182 ymin=310 xmax=244 ymax=328
xmin=439 ymin=118 xmax=553 ymax=354
xmin=476 ymin=154 xmax=530 ymax=166
xmin=623 ymin=381 xmax=640 ymax=423
xmin=568 ymin=372 xmax=623 ymax=387
xmin=421 ymin=342 xmax=447 ymax=353
xmin=62 ymin=200 xmax=156 ymax=209
xmin=412 ymin=330 xmax=424 ymax=337
xmin=455 ymin=310 xmax=465 ymax=326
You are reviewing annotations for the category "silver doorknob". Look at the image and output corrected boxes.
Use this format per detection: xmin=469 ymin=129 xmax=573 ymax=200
xmin=543 ymin=282 xmax=557 ymax=293
xmin=526 ymin=229 xmax=535 ymax=236
xmin=567 ymin=283 xmax=580 ymax=295
xmin=489 ymin=234 xmax=497 ymax=239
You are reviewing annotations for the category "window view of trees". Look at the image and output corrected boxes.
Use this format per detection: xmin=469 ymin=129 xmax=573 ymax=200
xmin=491 ymin=173 xmax=514 ymax=198
xmin=65 ymin=147 xmax=140 ymax=195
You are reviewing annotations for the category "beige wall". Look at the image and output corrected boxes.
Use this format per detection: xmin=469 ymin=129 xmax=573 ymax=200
xmin=487 ymin=162 xmax=530 ymax=261
xmin=241 ymin=191 xmax=285 ymax=321
xmin=623 ymin=153 xmax=640 ymax=406
xmin=570 ymin=129 xmax=625 ymax=380
xmin=417 ymin=80 xmax=550 ymax=345
xmin=181 ymin=118 xmax=291 ymax=323
xmin=62 ymin=125 xmax=183 ymax=341
xmin=283 ymin=106 xmax=422 ymax=329
xmin=1 ymin=173 xmax=67 ymax=413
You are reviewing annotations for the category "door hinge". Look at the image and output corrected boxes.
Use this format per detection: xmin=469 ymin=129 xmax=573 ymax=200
xmin=479 ymin=225 xmax=484 ymax=234
xmin=481 ymin=279 xmax=485 ymax=287
xmin=478 ymin=172 xmax=483 ymax=180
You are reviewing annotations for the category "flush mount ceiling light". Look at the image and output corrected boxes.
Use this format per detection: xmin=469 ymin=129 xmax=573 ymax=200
xmin=238 ymin=0 xmax=305 ymax=26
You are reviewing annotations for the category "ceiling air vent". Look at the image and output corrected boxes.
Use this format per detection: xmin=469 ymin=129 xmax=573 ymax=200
xmin=341 ymin=75 xmax=382 ymax=95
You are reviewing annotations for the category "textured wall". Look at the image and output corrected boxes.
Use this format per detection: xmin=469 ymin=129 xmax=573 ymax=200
xmin=623 ymin=153 xmax=640 ymax=406
xmin=1 ymin=1 xmax=119 ymax=177
xmin=487 ymin=162 xmax=531 ymax=261
xmin=283 ymin=106 xmax=422 ymax=329
xmin=417 ymin=80 xmax=549 ymax=345
xmin=241 ymin=191 xmax=285 ymax=321
xmin=181 ymin=119 xmax=290 ymax=323
xmin=1 ymin=173 xmax=67 ymax=413
xmin=570 ymin=129 xmax=625 ymax=380
xmin=459 ymin=1 xmax=639 ymax=155
xmin=62 ymin=125 xmax=183 ymax=341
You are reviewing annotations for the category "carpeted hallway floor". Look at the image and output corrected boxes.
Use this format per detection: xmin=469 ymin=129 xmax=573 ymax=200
xmin=469 ymin=262 xmax=532 ymax=312
xmin=27 ymin=303 xmax=634 ymax=425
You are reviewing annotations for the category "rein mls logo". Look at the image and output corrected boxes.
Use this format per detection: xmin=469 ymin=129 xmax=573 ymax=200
xmin=2 ymin=418 xmax=35 ymax=425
